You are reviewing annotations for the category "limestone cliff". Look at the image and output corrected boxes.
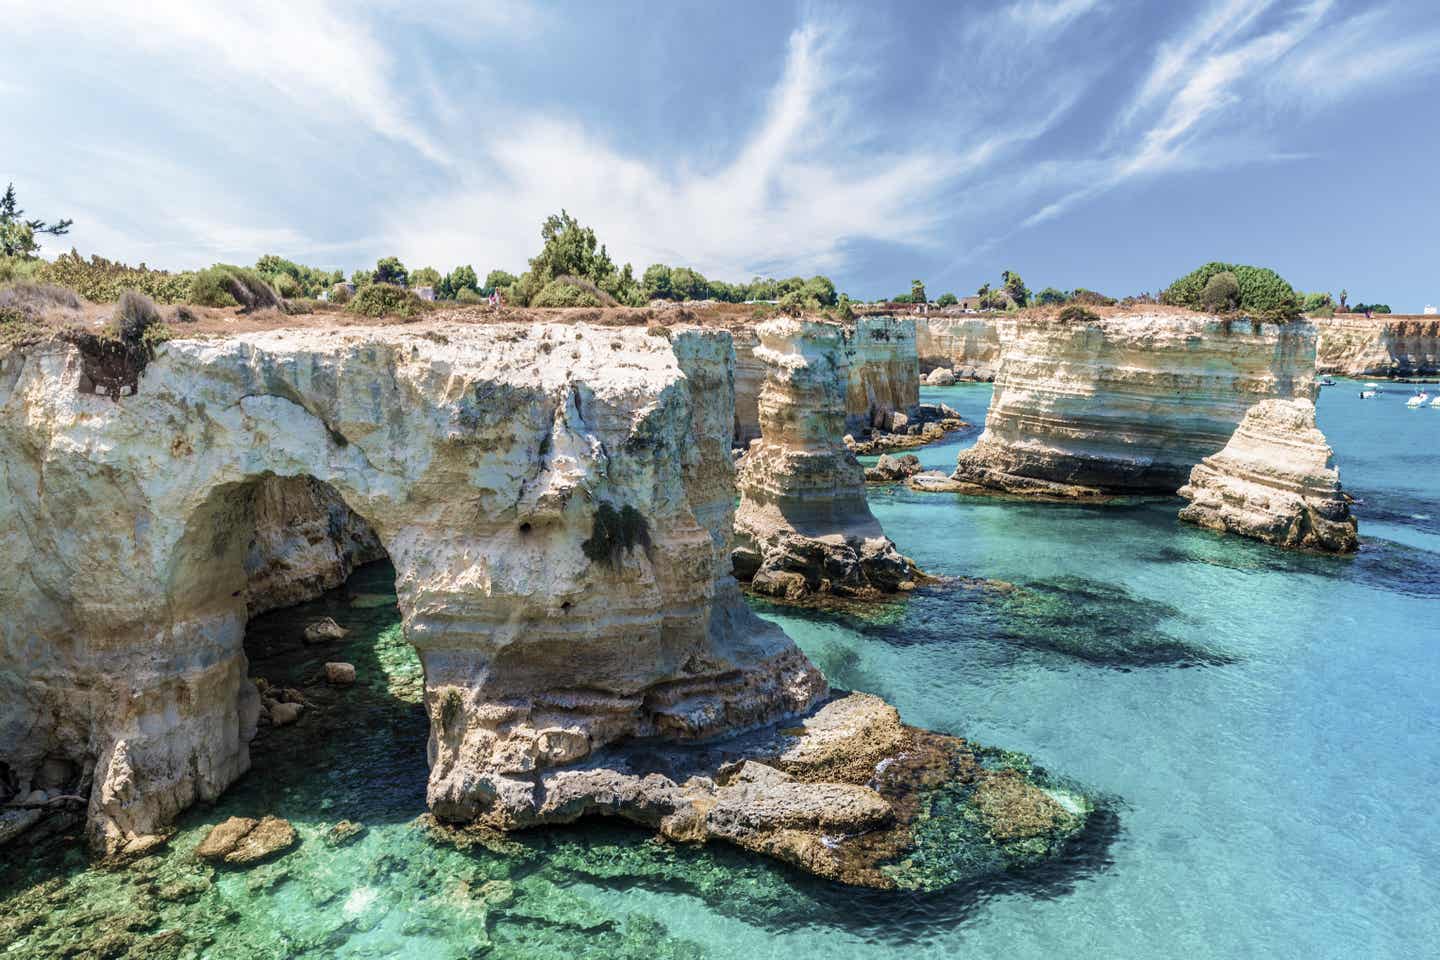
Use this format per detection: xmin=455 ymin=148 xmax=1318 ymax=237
xmin=732 ymin=325 xmax=764 ymax=446
xmin=843 ymin=316 xmax=919 ymax=433
xmin=947 ymin=313 xmax=1318 ymax=497
xmin=916 ymin=315 xmax=1008 ymax=380
xmin=1178 ymin=398 xmax=1358 ymax=552
xmin=733 ymin=318 xmax=917 ymax=600
xmin=0 ymin=322 xmax=827 ymax=852
xmin=1315 ymin=315 xmax=1440 ymax=377
xmin=244 ymin=475 xmax=385 ymax=616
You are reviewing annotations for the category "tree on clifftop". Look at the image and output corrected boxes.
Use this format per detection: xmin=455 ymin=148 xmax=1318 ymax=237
xmin=1 ymin=183 xmax=73 ymax=259
xmin=911 ymin=279 xmax=927 ymax=302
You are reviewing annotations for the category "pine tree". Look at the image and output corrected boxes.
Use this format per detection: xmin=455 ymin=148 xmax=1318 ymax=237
xmin=0 ymin=183 xmax=73 ymax=258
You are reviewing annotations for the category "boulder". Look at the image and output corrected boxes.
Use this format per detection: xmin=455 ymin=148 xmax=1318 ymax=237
xmin=268 ymin=701 xmax=301 ymax=727
xmin=324 ymin=662 xmax=356 ymax=686
xmin=303 ymin=618 xmax=348 ymax=644
xmin=925 ymin=367 xmax=957 ymax=386
xmin=197 ymin=815 xmax=297 ymax=865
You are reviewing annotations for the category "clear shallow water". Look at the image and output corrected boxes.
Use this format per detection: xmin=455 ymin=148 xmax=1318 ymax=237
xmin=3 ymin=380 xmax=1437 ymax=959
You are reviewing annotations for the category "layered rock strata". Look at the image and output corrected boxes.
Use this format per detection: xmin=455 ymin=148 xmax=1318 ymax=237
xmin=244 ymin=475 xmax=385 ymax=616
xmin=843 ymin=316 xmax=919 ymax=434
xmin=947 ymin=313 xmax=1318 ymax=497
xmin=0 ymin=323 xmax=827 ymax=852
xmin=1178 ymin=398 xmax=1358 ymax=552
xmin=731 ymin=326 xmax=764 ymax=446
xmin=916 ymin=315 xmax=1008 ymax=380
xmin=472 ymin=691 xmax=1092 ymax=891
xmin=733 ymin=318 xmax=918 ymax=600
xmin=1315 ymin=315 xmax=1440 ymax=377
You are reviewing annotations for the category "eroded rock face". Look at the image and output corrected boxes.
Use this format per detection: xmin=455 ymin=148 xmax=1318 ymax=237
xmin=843 ymin=317 xmax=919 ymax=433
xmin=245 ymin=475 xmax=385 ymax=617
xmin=916 ymin=316 xmax=1008 ymax=380
xmin=948 ymin=313 xmax=1317 ymax=498
xmin=732 ymin=326 xmax=764 ymax=447
xmin=0 ymin=322 xmax=825 ymax=851
xmin=1315 ymin=315 xmax=1440 ymax=377
xmin=440 ymin=691 xmax=1093 ymax=891
xmin=734 ymin=319 xmax=917 ymax=600
xmin=1178 ymin=398 xmax=1358 ymax=552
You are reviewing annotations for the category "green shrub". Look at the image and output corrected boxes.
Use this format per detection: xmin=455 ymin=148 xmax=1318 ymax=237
xmin=1034 ymin=287 xmax=1067 ymax=306
xmin=39 ymin=250 xmax=191 ymax=304
xmin=456 ymin=286 xmax=484 ymax=304
xmin=531 ymin=275 xmax=613 ymax=308
xmin=347 ymin=282 xmax=426 ymax=318
xmin=1161 ymin=261 xmax=1300 ymax=320
xmin=328 ymin=282 xmax=353 ymax=304
xmin=1200 ymin=271 xmax=1241 ymax=312
xmin=114 ymin=291 xmax=161 ymax=341
xmin=188 ymin=264 xmax=283 ymax=312
xmin=373 ymin=256 xmax=408 ymax=287
xmin=778 ymin=290 xmax=809 ymax=317
xmin=1068 ymin=288 xmax=1116 ymax=306
xmin=0 ymin=256 xmax=43 ymax=285
xmin=1056 ymin=305 xmax=1101 ymax=323
xmin=935 ymin=292 xmax=960 ymax=307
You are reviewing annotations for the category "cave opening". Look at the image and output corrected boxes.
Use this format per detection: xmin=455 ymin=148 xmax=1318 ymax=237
xmin=218 ymin=474 xmax=430 ymax=819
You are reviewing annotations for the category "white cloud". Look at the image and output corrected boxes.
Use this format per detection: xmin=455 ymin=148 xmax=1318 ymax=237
xmin=1005 ymin=0 xmax=1105 ymax=31
xmin=387 ymin=17 xmax=989 ymax=279
xmin=0 ymin=0 xmax=453 ymax=166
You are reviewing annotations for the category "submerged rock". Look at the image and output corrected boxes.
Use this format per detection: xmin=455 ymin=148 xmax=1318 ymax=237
xmin=324 ymin=662 xmax=356 ymax=686
xmin=459 ymin=692 xmax=1092 ymax=891
xmin=303 ymin=617 xmax=349 ymax=644
xmin=196 ymin=815 xmax=297 ymax=865
xmin=1179 ymin=398 xmax=1358 ymax=552
xmin=733 ymin=318 xmax=920 ymax=601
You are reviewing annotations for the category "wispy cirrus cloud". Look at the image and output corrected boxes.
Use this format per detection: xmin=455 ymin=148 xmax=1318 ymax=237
xmin=0 ymin=0 xmax=454 ymax=166
xmin=388 ymin=13 xmax=1061 ymax=280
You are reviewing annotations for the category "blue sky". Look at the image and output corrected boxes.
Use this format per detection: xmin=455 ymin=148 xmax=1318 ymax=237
xmin=3 ymin=0 xmax=1437 ymax=309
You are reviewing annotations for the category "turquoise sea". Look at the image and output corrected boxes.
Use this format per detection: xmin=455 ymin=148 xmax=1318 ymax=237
xmin=2 ymin=379 xmax=1437 ymax=959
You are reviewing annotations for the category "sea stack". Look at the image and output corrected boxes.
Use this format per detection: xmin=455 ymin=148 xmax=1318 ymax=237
xmin=947 ymin=311 xmax=1317 ymax=498
xmin=733 ymin=317 xmax=917 ymax=600
xmin=1178 ymin=398 xmax=1358 ymax=552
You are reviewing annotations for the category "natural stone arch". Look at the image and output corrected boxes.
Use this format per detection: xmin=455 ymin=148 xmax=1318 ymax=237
xmin=1 ymin=324 xmax=826 ymax=851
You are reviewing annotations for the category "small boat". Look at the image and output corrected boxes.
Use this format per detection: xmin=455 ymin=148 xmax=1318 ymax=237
xmin=1364 ymin=382 xmax=1380 ymax=390
xmin=1359 ymin=389 xmax=1378 ymax=399
xmin=1406 ymin=391 xmax=1430 ymax=408
xmin=1317 ymin=377 xmax=1336 ymax=387
xmin=1430 ymin=394 xmax=1440 ymax=408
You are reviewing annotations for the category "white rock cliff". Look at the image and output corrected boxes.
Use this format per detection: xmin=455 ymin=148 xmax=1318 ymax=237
xmin=733 ymin=318 xmax=917 ymax=600
xmin=1178 ymin=398 xmax=1358 ymax=552
xmin=946 ymin=313 xmax=1318 ymax=497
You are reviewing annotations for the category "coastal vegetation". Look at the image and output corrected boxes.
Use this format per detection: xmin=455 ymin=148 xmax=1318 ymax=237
xmin=1161 ymin=261 xmax=1301 ymax=320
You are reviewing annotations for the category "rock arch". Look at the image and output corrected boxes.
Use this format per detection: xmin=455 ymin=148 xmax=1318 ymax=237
xmin=1 ymin=324 xmax=825 ymax=851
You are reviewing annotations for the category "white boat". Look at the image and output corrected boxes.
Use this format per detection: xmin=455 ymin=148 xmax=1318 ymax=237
xmin=1364 ymin=382 xmax=1380 ymax=390
xmin=1359 ymin=390 xmax=1378 ymax=399
xmin=1431 ymin=395 xmax=1440 ymax=408
xmin=1406 ymin=392 xmax=1429 ymax=408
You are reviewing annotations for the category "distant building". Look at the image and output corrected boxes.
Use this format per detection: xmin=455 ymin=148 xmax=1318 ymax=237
xmin=415 ymin=286 xmax=436 ymax=302
xmin=1424 ymin=304 xmax=1437 ymax=315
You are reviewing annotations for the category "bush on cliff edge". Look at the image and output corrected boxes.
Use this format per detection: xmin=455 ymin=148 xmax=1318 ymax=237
xmin=1162 ymin=262 xmax=1301 ymax=321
